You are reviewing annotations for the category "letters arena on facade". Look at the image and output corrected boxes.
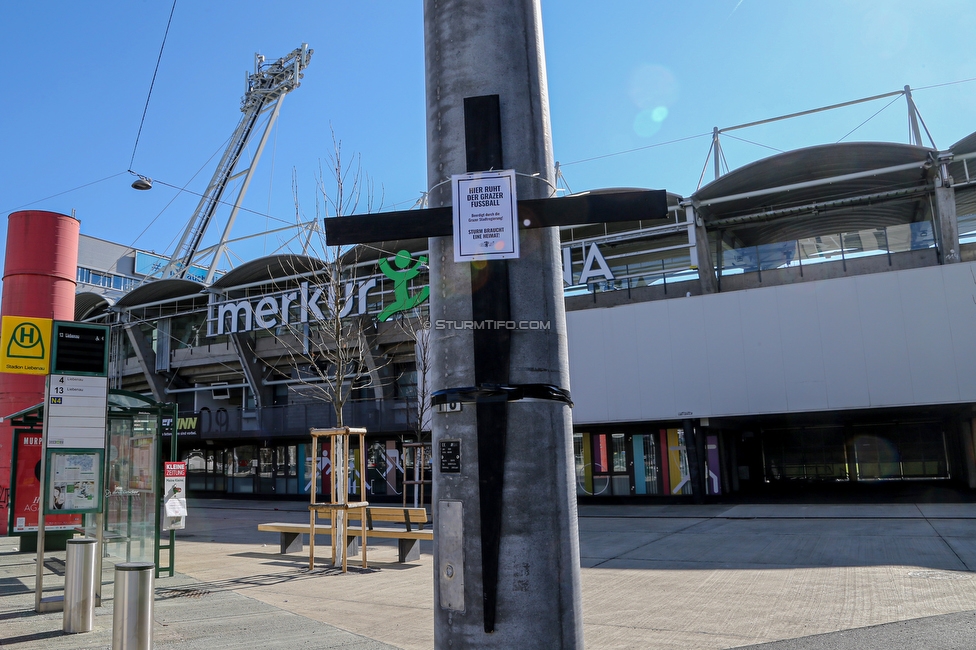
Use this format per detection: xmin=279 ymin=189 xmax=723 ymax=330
xmin=44 ymin=126 xmax=976 ymax=504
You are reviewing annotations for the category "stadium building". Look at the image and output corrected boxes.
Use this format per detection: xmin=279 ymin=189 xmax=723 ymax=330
xmin=17 ymin=101 xmax=976 ymax=504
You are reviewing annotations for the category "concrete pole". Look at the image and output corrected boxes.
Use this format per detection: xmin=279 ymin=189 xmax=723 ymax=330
xmin=424 ymin=1 xmax=583 ymax=647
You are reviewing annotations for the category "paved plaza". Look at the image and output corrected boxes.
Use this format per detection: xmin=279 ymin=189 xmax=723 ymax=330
xmin=4 ymin=499 xmax=976 ymax=648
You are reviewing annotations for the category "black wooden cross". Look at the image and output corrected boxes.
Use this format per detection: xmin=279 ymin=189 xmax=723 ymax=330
xmin=325 ymin=95 xmax=669 ymax=633
xmin=325 ymin=185 xmax=670 ymax=245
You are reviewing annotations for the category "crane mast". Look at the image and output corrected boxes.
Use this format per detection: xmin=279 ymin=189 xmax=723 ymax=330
xmin=157 ymin=43 xmax=313 ymax=282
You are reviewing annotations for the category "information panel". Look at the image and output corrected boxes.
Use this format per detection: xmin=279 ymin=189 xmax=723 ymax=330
xmin=440 ymin=440 xmax=461 ymax=473
xmin=51 ymin=322 xmax=109 ymax=376
xmin=44 ymin=449 xmax=103 ymax=515
xmin=46 ymin=374 xmax=109 ymax=449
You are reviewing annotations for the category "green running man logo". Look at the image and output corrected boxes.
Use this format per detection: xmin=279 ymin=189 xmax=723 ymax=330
xmin=377 ymin=250 xmax=430 ymax=322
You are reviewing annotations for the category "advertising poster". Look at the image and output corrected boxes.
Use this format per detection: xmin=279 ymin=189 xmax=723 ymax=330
xmin=12 ymin=432 xmax=80 ymax=532
xmin=128 ymin=436 xmax=154 ymax=490
xmin=46 ymin=451 xmax=102 ymax=514
xmin=162 ymin=461 xmax=187 ymax=531
xmin=305 ymin=440 xmax=331 ymax=496
xmin=667 ymin=428 xmax=693 ymax=496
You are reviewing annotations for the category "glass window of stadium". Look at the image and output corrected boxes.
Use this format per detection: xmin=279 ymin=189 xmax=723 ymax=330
xmin=180 ymin=438 xmax=426 ymax=500
xmin=183 ymin=444 xmax=306 ymax=495
xmin=575 ymin=430 xmax=663 ymax=497
xmin=759 ymin=421 xmax=948 ymax=483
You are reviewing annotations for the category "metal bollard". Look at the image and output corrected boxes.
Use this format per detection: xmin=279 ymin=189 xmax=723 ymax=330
xmin=63 ymin=538 xmax=98 ymax=633
xmin=112 ymin=562 xmax=154 ymax=650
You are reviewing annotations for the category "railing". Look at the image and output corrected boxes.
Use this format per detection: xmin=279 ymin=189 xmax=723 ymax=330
xmin=564 ymin=252 xmax=699 ymax=297
xmin=191 ymin=398 xmax=420 ymax=439
xmin=567 ymin=217 xmax=970 ymax=298
xmin=721 ymin=220 xmax=937 ymax=274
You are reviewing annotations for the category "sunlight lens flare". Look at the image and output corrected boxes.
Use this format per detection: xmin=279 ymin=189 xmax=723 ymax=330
xmin=629 ymin=63 xmax=678 ymax=138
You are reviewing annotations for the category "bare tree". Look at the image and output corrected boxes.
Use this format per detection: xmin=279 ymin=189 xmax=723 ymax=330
xmin=392 ymin=311 xmax=432 ymax=440
xmin=392 ymin=311 xmax=433 ymax=507
xmin=270 ymin=132 xmax=436 ymax=510
xmin=273 ymin=131 xmax=387 ymax=428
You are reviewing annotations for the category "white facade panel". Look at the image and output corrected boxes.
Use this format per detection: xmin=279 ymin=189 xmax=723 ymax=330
xmin=854 ymin=272 xmax=914 ymax=407
xmin=605 ymin=307 xmax=643 ymax=421
xmin=567 ymin=261 xmax=976 ymax=425
xmin=78 ymin=234 xmax=135 ymax=275
xmin=898 ymin=267 xmax=959 ymax=404
xmin=566 ymin=308 xmax=610 ymax=423
xmin=775 ymin=282 xmax=829 ymax=412
xmin=739 ymin=288 xmax=789 ymax=414
xmin=666 ymin=298 xmax=711 ymax=418
xmin=635 ymin=302 xmax=678 ymax=421
xmin=942 ymin=263 xmax=976 ymax=402
xmin=701 ymin=293 xmax=749 ymax=415
xmin=814 ymin=278 xmax=871 ymax=409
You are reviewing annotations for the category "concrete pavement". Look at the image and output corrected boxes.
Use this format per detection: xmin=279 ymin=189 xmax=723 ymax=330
xmin=4 ymin=499 xmax=976 ymax=648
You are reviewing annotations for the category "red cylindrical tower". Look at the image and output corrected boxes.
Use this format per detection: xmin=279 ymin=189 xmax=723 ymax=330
xmin=0 ymin=210 xmax=79 ymax=534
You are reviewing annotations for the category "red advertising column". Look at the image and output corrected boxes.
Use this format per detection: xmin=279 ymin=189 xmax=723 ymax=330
xmin=0 ymin=210 xmax=79 ymax=534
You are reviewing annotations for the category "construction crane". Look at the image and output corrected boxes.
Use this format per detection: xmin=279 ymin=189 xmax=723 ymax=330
xmin=156 ymin=43 xmax=313 ymax=283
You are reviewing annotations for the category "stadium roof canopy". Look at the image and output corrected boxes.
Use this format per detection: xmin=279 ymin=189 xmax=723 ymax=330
xmin=210 ymin=254 xmax=326 ymax=291
xmin=691 ymin=142 xmax=937 ymax=247
xmin=114 ymin=278 xmax=206 ymax=309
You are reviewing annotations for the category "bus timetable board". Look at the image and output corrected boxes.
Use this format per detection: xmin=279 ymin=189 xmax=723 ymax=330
xmin=51 ymin=322 xmax=109 ymax=377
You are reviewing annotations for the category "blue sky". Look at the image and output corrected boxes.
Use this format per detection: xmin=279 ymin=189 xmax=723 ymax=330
xmin=2 ymin=1 xmax=974 ymax=286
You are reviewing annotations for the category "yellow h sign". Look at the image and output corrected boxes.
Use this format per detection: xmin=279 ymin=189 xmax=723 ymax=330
xmin=0 ymin=316 xmax=52 ymax=375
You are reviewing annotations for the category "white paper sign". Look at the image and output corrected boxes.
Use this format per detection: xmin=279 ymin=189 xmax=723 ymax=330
xmin=452 ymin=169 xmax=519 ymax=262
xmin=164 ymin=498 xmax=187 ymax=517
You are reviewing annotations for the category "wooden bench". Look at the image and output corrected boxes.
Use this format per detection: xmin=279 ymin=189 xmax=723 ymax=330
xmin=257 ymin=522 xmax=338 ymax=555
xmin=258 ymin=506 xmax=433 ymax=562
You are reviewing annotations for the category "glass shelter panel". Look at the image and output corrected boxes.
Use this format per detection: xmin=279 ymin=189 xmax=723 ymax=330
xmin=104 ymin=413 xmax=158 ymax=564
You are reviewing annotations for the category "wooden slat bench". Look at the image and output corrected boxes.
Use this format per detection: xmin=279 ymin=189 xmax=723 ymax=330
xmin=257 ymin=522 xmax=336 ymax=554
xmin=258 ymin=506 xmax=433 ymax=562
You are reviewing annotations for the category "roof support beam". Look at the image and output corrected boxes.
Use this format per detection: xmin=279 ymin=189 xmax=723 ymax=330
xmin=686 ymin=203 xmax=717 ymax=294
xmin=934 ymin=154 xmax=960 ymax=264
xmin=124 ymin=324 xmax=171 ymax=403
xmin=230 ymin=332 xmax=265 ymax=409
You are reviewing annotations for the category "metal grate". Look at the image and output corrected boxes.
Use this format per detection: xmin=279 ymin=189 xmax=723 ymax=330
xmin=155 ymin=587 xmax=212 ymax=600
